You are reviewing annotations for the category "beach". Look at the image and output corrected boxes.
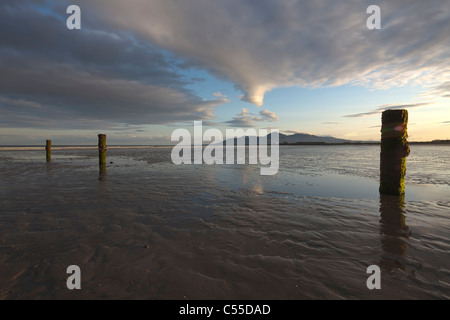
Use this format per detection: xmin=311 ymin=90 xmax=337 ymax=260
xmin=0 ymin=145 xmax=449 ymax=299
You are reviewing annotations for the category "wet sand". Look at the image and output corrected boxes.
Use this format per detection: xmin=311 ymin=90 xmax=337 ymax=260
xmin=0 ymin=146 xmax=449 ymax=299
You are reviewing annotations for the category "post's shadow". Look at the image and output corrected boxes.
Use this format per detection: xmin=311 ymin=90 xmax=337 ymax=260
xmin=379 ymin=194 xmax=412 ymax=271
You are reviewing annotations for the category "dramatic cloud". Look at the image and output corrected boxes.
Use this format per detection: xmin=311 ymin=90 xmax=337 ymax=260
xmin=0 ymin=1 xmax=226 ymax=129
xmin=226 ymin=108 xmax=279 ymax=127
xmin=77 ymin=0 xmax=450 ymax=105
xmin=1 ymin=0 xmax=449 ymax=133
xmin=344 ymin=103 xmax=433 ymax=118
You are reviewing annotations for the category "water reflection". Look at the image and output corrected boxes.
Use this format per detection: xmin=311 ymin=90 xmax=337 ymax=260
xmin=99 ymin=165 xmax=107 ymax=181
xmin=379 ymin=194 xmax=412 ymax=271
xmin=98 ymin=166 xmax=108 ymax=199
xmin=239 ymin=164 xmax=265 ymax=195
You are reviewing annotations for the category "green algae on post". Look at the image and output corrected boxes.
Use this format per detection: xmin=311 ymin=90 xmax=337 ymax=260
xmin=98 ymin=134 xmax=107 ymax=169
xmin=46 ymin=140 xmax=52 ymax=163
xmin=379 ymin=110 xmax=410 ymax=195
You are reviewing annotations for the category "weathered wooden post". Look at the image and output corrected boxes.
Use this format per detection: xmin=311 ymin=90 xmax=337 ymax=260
xmin=46 ymin=140 xmax=52 ymax=163
xmin=98 ymin=134 xmax=107 ymax=171
xmin=379 ymin=110 xmax=410 ymax=195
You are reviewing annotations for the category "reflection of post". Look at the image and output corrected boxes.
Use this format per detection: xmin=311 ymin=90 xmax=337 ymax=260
xmin=98 ymin=134 xmax=107 ymax=171
xmin=379 ymin=194 xmax=411 ymax=271
xmin=99 ymin=164 xmax=107 ymax=181
xmin=98 ymin=166 xmax=108 ymax=199
xmin=379 ymin=110 xmax=410 ymax=195
xmin=46 ymin=140 xmax=52 ymax=163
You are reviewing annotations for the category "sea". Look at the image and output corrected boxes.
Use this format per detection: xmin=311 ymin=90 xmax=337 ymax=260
xmin=0 ymin=144 xmax=449 ymax=299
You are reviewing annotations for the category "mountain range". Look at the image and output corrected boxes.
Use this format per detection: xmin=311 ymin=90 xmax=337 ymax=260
xmin=276 ymin=133 xmax=351 ymax=144
xmin=221 ymin=132 xmax=359 ymax=145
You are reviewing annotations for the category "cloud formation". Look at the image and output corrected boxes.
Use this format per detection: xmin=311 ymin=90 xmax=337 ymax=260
xmin=79 ymin=0 xmax=450 ymax=105
xmin=226 ymin=108 xmax=279 ymax=127
xmin=1 ymin=0 xmax=449 ymax=133
xmin=428 ymin=81 xmax=450 ymax=99
xmin=0 ymin=1 xmax=226 ymax=129
xmin=344 ymin=102 xmax=433 ymax=118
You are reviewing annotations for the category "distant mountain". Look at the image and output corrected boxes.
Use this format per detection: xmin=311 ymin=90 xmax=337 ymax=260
xmin=410 ymin=139 xmax=450 ymax=145
xmin=221 ymin=132 xmax=354 ymax=145
xmin=276 ymin=133 xmax=351 ymax=144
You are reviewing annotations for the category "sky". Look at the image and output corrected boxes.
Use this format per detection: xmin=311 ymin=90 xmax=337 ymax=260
xmin=0 ymin=0 xmax=449 ymax=145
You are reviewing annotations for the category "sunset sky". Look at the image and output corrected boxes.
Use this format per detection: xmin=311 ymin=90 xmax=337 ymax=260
xmin=0 ymin=0 xmax=449 ymax=145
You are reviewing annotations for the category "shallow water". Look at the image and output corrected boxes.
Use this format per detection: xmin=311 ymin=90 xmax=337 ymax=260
xmin=0 ymin=145 xmax=449 ymax=299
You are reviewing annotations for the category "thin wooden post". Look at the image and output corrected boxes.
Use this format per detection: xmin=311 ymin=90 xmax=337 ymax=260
xmin=379 ymin=110 xmax=410 ymax=195
xmin=98 ymin=134 xmax=107 ymax=170
xmin=46 ymin=140 xmax=52 ymax=163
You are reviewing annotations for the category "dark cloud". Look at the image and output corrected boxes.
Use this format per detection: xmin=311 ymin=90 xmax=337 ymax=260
xmin=344 ymin=110 xmax=381 ymax=118
xmin=344 ymin=102 xmax=433 ymax=118
xmin=0 ymin=0 xmax=226 ymax=129
xmin=1 ymin=0 xmax=449 ymax=132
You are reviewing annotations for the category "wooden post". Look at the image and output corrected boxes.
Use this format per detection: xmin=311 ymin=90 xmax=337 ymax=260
xmin=379 ymin=110 xmax=410 ymax=195
xmin=98 ymin=134 xmax=107 ymax=170
xmin=46 ymin=140 xmax=52 ymax=163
